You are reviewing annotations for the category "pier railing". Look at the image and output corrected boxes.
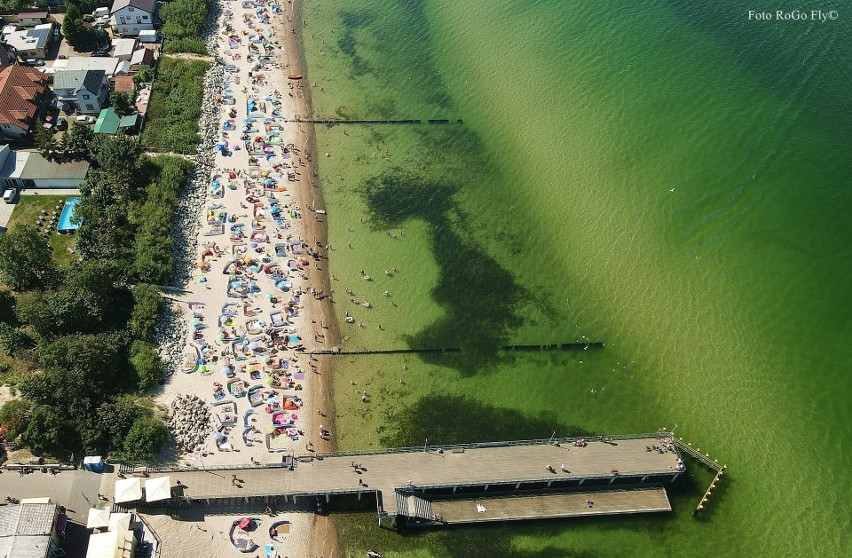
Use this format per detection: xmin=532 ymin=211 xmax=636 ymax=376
xmin=313 ymin=433 xmax=662 ymax=459
xmin=658 ymin=429 xmax=727 ymax=517
xmin=118 ymin=434 xmax=666 ymax=473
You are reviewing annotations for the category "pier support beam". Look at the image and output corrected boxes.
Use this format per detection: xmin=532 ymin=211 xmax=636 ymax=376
xmin=609 ymin=477 xmax=615 ymax=485
xmin=326 ymin=494 xmax=330 ymax=503
xmin=641 ymin=476 xmax=648 ymax=483
xmin=547 ymin=480 xmax=553 ymax=488
xmin=484 ymin=484 xmax=489 ymax=492
xmin=671 ymin=473 xmax=680 ymax=483
xmin=452 ymin=486 xmax=458 ymax=494
xmin=515 ymin=482 xmax=521 ymax=490
xmin=578 ymin=479 xmax=584 ymax=486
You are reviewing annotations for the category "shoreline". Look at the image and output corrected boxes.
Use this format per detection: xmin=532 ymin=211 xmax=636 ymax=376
xmin=279 ymin=0 xmax=344 ymax=555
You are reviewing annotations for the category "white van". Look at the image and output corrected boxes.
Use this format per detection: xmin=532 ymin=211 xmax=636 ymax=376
xmin=93 ymin=7 xmax=110 ymax=17
xmin=3 ymin=188 xmax=18 ymax=204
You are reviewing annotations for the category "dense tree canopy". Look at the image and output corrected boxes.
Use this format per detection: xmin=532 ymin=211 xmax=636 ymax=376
xmin=0 ymin=225 xmax=58 ymax=291
xmin=0 ymin=137 xmax=188 ymax=461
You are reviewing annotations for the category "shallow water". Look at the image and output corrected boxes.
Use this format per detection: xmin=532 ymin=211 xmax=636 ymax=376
xmin=303 ymin=1 xmax=851 ymax=556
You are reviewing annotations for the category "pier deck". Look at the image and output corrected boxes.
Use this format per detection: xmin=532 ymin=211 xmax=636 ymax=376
xmin=421 ymin=487 xmax=672 ymax=525
xmin=100 ymin=436 xmax=682 ymax=523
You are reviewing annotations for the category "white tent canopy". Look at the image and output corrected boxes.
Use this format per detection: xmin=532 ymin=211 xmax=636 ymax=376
xmin=86 ymin=507 xmax=111 ymax=529
xmin=114 ymin=477 xmax=143 ymax=503
xmin=85 ymin=529 xmax=136 ymax=558
xmin=144 ymin=476 xmax=172 ymax=502
xmin=108 ymin=512 xmax=133 ymax=532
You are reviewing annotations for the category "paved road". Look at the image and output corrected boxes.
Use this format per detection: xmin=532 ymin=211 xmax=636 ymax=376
xmin=0 ymin=468 xmax=102 ymax=524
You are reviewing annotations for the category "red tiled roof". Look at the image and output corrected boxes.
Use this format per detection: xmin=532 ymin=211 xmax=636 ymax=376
xmin=0 ymin=66 xmax=47 ymax=132
xmin=113 ymin=75 xmax=135 ymax=93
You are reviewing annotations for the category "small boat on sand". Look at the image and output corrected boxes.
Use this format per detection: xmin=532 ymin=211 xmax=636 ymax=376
xmin=287 ymin=74 xmax=302 ymax=80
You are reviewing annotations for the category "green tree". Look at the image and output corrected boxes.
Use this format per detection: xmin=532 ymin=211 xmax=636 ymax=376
xmin=0 ymin=225 xmax=57 ymax=291
xmin=61 ymin=122 xmax=95 ymax=161
xmin=122 ymin=414 xmax=167 ymax=462
xmin=62 ymin=4 xmax=87 ymax=49
xmin=110 ymin=91 xmax=135 ymax=118
xmin=130 ymin=284 xmax=163 ymax=340
xmin=0 ymin=322 xmax=33 ymax=357
xmin=35 ymin=124 xmax=59 ymax=162
xmin=130 ymin=341 xmax=161 ymax=391
xmin=0 ymin=399 xmax=31 ymax=441
xmin=21 ymin=404 xmax=75 ymax=455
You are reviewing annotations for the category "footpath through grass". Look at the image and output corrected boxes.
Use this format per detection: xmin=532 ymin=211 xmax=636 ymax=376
xmin=141 ymin=56 xmax=209 ymax=153
xmin=5 ymin=196 xmax=77 ymax=268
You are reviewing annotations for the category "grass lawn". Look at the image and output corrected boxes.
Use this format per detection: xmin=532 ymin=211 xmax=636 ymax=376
xmin=140 ymin=56 xmax=209 ymax=153
xmin=5 ymin=195 xmax=79 ymax=268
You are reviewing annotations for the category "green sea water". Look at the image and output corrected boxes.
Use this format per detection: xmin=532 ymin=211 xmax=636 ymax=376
xmin=301 ymin=1 xmax=851 ymax=556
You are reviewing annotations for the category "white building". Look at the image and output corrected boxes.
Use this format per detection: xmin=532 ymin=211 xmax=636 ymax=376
xmin=111 ymin=37 xmax=137 ymax=61
xmin=3 ymin=23 xmax=52 ymax=59
xmin=53 ymin=56 xmax=129 ymax=79
xmin=110 ymin=0 xmax=156 ymax=37
xmin=52 ymin=69 xmax=108 ymax=114
xmin=0 ymin=145 xmax=90 ymax=190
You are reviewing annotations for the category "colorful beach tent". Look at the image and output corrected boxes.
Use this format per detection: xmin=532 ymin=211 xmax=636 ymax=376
xmin=114 ymin=477 xmax=143 ymax=503
xmin=144 ymin=476 xmax=172 ymax=502
xmin=87 ymin=506 xmax=111 ymax=529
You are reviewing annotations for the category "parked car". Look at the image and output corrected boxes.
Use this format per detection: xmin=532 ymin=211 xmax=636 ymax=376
xmin=3 ymin=188 xmax=19 ymax=204
xmin=82 ymin=14 xmax=95 ymax=22
xmin=76 ymin=115 xmax=95 ymax=124
xmin=23 ymin=58 xmax=44 ymax=67
xmin=56 ymin=118 xmax=67 ymax=131
xmin=92 ymin=49 xmax=110 ymax=57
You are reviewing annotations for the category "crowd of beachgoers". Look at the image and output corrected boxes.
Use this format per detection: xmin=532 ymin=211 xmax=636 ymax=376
xmin=149 ymin=1 xmax=335 ymax=556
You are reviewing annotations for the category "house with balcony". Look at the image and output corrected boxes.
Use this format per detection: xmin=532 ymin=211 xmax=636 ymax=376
xmin=110 ymin=0 xmax=157 ymax=37
xmin=52 ymin=69 xmax=108 ymax=115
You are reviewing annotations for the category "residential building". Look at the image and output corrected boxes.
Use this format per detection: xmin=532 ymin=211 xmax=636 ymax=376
xmin=16 ymin=12 xmax=51 ymax=27
xmin=0 ymin=144 xmax=90 ymax=189
xmin=0 ymin=43 xmax=15 ymax=68
xmin=111 ymin=37 xmax=137 ymax=61
xmin=0 ymin=499 xmax=66 ymax=558
xmin=53 ymin=56 xmax=129 ymax=79
xmin=0 ymin=65 xmax=47 ymax=139
xmin=112 ymin=74 xmax=135 ymax=95
xmin=3 ymin=23 xmax=53 ymax=59
xmin=52 ymin=69 xmax=107 ymax=114
xmin=110 ymin=0 xmax=157 ymax=37
xmin=93 ymin=107 xmax=140 ymax=135
xmin=129 ymin=46 xmax=155 ymax=70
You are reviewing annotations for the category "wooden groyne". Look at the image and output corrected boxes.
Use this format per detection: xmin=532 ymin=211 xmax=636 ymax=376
xmin=283 ymin=118 xmax=463 ymax=125
xmin=658 ymin=429 xmax=727 ymax=517
xmin=308 ymin=342 xmax=603 ymax=356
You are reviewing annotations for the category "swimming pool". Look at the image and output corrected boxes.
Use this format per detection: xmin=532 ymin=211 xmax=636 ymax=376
xmin=56 ymin=197 xmax=82 ymax=233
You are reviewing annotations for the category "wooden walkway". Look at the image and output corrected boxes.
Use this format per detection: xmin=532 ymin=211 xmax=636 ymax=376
xmin=101 ymin=436 xmax=683 ymax=524
xmin=419 ymin=488 xmax=671 ymax=525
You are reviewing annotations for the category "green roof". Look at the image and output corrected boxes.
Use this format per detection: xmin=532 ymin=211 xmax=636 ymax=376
xmin=93 ymin=107 xmax=139 ymax=135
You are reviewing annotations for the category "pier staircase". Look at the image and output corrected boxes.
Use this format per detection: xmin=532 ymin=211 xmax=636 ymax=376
xmin=396 ymin=492 xmax=433 ymax=520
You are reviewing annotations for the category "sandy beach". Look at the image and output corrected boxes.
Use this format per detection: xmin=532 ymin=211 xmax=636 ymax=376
xmin=146 ymin=0 xmax=340 ymax=556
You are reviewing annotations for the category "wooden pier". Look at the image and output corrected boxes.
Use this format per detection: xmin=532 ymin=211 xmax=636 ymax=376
xmin=659 ymin=429 xmax=727 ymax=517
xmin=102 ymin=435 xmax=684 ymax=526
xmin=417 ymin=487 xmax=671 ymax=526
